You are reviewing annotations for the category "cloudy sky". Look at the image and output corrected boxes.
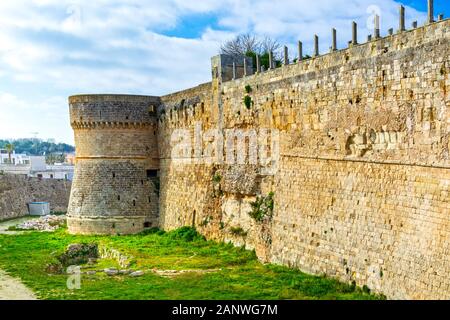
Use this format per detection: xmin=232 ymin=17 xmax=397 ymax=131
xmin=0 ymin=0 xmax=448 ymax=144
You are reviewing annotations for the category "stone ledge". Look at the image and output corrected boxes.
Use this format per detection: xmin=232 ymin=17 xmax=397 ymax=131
xmin=69 ymin=94 xmax=160 ymax=104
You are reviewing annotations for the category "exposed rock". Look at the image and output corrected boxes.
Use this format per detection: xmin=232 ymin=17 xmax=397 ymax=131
xmin=58 ymin=243 xmax=98 ymax=267
xmin=104 ymin=268 xmax=119 ymax=276
xmin=129 ymin=271 xmax=144 ymax=277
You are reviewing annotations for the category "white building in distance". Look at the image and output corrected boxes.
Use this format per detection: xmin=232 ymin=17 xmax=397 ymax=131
xmin=0 ymin=152 xmax=74 ymax=180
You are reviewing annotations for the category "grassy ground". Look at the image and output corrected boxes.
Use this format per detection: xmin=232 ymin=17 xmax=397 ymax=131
xmin=0 ymin=226 xmax=383 ymax=300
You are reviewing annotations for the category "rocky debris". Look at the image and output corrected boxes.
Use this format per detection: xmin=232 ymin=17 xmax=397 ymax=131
xmin=15 ymin=215 xmax=66 ymax=232
xmin=98 ymin=245 xmax=135 ymax=269
xmin=129 ymin=271 xmax=144 ymax=277
xmin=119 ymin=270 xmax=131 ymax=275
xmin=85 ymin=271 xmax=97 ymax=275
xmin=104 ymin=268 xmax=119 ymax=276
xmin=46 ymin=243 xmax=99 ymax=274
xmin=152 ymin=269 xmax=220 ymax=278
xmin=59 ymin=243 xmax=99 ymax=267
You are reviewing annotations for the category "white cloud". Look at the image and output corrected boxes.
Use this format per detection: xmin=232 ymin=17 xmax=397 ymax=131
xmin=0 ymin=93 xmax=72 ymax=143
xmin=0 ymin=0 xmax=428 ymax=144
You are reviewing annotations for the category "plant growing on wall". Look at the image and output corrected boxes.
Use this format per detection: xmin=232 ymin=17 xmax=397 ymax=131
xmin=249 ymin=192 xmax=274 ymax=222
xmin=212 ymin=173 xmax=222 ymax=184
xmin=243 ymin=95 xmax=253 ymax=109
xmin=230 ymin=226 xmax=247 ymax=237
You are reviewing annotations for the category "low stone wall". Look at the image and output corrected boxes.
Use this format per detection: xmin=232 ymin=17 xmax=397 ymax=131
xmin=0 ymin=173 xmax=71 ymax=221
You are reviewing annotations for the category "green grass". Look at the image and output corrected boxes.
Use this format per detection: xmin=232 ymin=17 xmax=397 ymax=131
xmin=0 ymin=226 xmax=383 ymax=300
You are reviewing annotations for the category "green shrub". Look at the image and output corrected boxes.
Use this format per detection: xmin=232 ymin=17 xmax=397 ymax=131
xmin=167 ymin=226 xmax=205 ymax=242
xmin=212 ymin=173 xmax=222 ymax=183
xmin=249 ymin=192 xmax=274 ymax=222
xmin=140 ymin=227 xmax=164 ymax=235
xmin=362 ymin=285 xmax=371 ymax=294
xmin=230 ymin=227 xmax=247 ymax=237
xmin=245 ymin=85 xmax=252 ymax=94
xmin=51 ymin=211 xmax=67 ymax=216
xmin=243 ymin=95 xmax=252 ymax=109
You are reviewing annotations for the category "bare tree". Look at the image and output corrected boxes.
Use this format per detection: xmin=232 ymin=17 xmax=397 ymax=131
xmin=220 ymin=33 xmax=259 ymax=59
xmin=260 ymin=36 xmax=282 ymax=58
xmin=220 ymin=33 xmax=281 ymax=58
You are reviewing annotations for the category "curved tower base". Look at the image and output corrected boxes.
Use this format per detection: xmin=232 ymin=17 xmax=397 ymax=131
xmin=67 ymin=216 xmax=147 ymax=235
xmin=67 ymin=94 xmax=160 ymax=235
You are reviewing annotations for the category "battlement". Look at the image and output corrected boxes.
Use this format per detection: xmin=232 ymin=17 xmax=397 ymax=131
xmin=156 ymin=10 xmax=450 ymax=132
xmin=69 ymin=94 xmax=160 ymax=128
xmin=215 ymin=8 xmax=448 ymax=84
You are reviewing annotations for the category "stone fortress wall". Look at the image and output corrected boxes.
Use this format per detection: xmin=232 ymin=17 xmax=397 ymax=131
xmin=0 ymin=173 xmax=71 ymax=221
xmin=68 ymin=4 xmax=449 ymax=299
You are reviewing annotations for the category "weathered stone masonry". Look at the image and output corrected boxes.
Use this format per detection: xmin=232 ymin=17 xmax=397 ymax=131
xmin=0 ymin=174 xmax=71 ymax=221
xmin=68 ymin=95 xmax=160 ymax=234
xmin=68 ymin=18 xmax=450 ymax=299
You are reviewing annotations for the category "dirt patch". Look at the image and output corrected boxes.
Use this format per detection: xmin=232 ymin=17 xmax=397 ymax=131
xmin=0 ymin=269 xmax=37 ymax=300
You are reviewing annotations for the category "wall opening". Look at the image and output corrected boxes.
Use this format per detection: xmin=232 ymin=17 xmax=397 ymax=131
xmin=192 ymin=210 xmax=196 ymax=227
xmin=147 ymin=170 xmax=158 ymax=178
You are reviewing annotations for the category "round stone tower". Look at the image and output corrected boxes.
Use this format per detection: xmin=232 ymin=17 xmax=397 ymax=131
xmin=67 ymin=94 xmax=160 ymax=235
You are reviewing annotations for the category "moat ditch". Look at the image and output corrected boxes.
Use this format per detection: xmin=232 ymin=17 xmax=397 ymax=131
xmin=0 ymin=219 xmax=383 ymax=300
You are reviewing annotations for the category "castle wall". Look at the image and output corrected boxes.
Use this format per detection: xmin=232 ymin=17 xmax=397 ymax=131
xmin=158 ymin=83 xmax=225 ymax=239
xmin=0 ymin=174 xmax=71 ymax=221
xmin=272 ymin=157 xmax=449 ymax=300
xmin=157 ymin=20 xmax=450 ymax=299
xmin=67 ymin=95 xmax=160 ymax=235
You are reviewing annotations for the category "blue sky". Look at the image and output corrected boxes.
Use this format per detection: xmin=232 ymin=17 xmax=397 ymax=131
xmin=0 ymin=0 xmax=447 ymax=144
